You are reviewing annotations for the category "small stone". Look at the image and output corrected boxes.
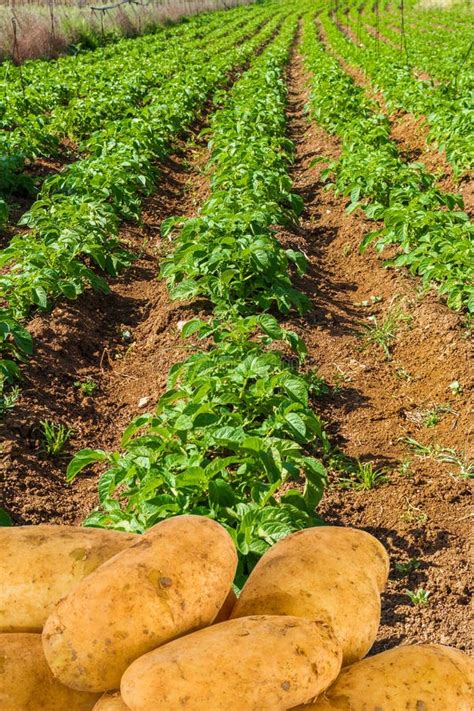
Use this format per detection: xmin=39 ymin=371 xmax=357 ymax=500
xmin=138 ymin=396 xmax=151 ymax=408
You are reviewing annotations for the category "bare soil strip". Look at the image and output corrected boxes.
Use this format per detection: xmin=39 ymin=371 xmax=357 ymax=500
xmin=279 ymin=46 xmax=472 ymax=654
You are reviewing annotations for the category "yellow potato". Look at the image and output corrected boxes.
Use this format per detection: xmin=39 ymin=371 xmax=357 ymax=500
xmin=0 ymin=524 xmax=138 ymax=632
xmin=231 ymin=526 xmax=389 ymax=665
xmin=293 ymin=644 xmax=474 ymax=710
xmin=93 ymin=691 xmax=130 ymax=710
xmin=213 ymin=588 xmax=237 ymax=623
xmin=0 ymin=633 xmax=99 ymax=711
xmin=43 ymin=515 xmax=238 ymax=692
xmin=121 ymin=615 xmax=342 ymax=710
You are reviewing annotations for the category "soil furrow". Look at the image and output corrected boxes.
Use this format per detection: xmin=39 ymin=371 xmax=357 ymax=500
xmin=278 ymin=44 xmax=472 ymax=654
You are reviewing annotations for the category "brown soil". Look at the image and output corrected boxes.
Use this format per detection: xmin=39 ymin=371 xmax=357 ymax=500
xmin=0 ymin=33 xmax=472 ymax=656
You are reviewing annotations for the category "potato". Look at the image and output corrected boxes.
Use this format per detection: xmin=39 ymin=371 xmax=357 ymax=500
xmin=213 ymin=588 xmax=237 ymax=623
xmin=0 ymin=524 xmax=138 ymax=632
xmin=43 ymin=515 xmax=238 ymax=692
xmin=0 ymin=633 xmax=99 ymax=711
xmin=121 ymin=615 xmax=342 ymax=710
xmin=293 ymin=644 xmax=474 ymax=710
xmin=231 ymin=526 xmax=389 ymax=665
xmin=93 ymin=692 xmax=130 ymax=710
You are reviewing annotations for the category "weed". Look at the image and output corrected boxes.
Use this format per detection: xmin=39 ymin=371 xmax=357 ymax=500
xmin=406 ymin=404 xmax=456 ymax=428
xmin=74 ymin=380 xmax=97 ymax=396
xmin=342 ymin=243 xmax=352 ymax=257
xmin=402 ymin=437 xmax=473 ymax=478
xmin=401 ymin=504 xmax=428 ymax=525
xmin=398 ymin=459 xmax=413 ymax=477
xmin=394 ymin=366 xmax=413 ymax=381
xmin=0 ymin=386 xmax=20 ymax=415
xmin=360 ymin=305 xmax=411 ymax=358
xmin=339 ymin=459 xmax=388 ymax=490
xmin=405 ymin=587 xmax=430 ymax=606
xmin=449 ymin=380 xmax=463 ymax=395
xmin=331 ymin=369 xmax=351 ymax=393
xmin=40 ymin=421 xmax=73 ymax=457
xmin=395 ymin=558 xmax=421 ymax=576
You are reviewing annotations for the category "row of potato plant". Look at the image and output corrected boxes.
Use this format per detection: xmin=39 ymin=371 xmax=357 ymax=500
xmin=69 ymin=16 xmax=331 ymax=585
xmin=325 ymin=4 xmax=473 ymax=175
xmin=0 ymin=6 xmax=266 ymax=212
xmin=302 ymin=13 xmax=473 ymax=313
xmin=0 ymin=7 xmax=283 ymax=413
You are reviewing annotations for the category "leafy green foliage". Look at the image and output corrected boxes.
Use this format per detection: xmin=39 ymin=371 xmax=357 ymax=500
xmin=162 ymin=22 xmax=309 ymax=317
xmin=69 ymin=318 xmax=328 ymax=583
xmin=69 ymin=18 xmax=331 ymax=583
xmin=0 ymin=6 xmax=283 ymax=408
xmin=302 ymin=13 xmax=474 ymax=312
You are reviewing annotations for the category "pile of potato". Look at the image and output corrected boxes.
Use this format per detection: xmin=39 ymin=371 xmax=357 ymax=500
xmin=0 ymin=515 xmax=472 ymax=710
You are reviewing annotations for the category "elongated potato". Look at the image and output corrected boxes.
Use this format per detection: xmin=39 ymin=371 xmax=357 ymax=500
xmin=213 ymin=588 xmax=237 ymax=623
xmin=93 ymin=692 xmax=130 ymax=710
xmin=0 ymin=633 xmax=99 ymax=711
xmin=293 ymin=644 xmax=474 ymax=710
xmin=231 ymin=526 xmax=389 ymax=666
xmin=121 ymin=615 xmax=342 ymax=711
xmin=43 ymin=515 xmax=238 ymax=692
xmin=0 ymin=524 xmax=138 ymax=632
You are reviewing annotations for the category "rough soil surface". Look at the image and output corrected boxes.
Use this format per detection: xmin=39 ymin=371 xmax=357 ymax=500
xmin=0 ymin=33 xmax=471 ymax=656
xmin=279 ymin=47 xmax=472 ymax=655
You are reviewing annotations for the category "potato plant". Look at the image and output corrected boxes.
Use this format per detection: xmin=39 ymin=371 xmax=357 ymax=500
xmin=0 ymin=6 xmax=283 ymax=412
xmin=302 ymin=13 xmax=474 ymax=312
xmin=69 ymin=18 xmax=331 ymax=582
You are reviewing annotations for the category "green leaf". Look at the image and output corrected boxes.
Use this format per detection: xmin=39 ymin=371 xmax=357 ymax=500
xmin=0 ymin=508 xmax=12 ymax=526
xmin=284 ymin=412 xmax=306 ymax=438
xmin=66 ymin=449 xmax=108 ymax=482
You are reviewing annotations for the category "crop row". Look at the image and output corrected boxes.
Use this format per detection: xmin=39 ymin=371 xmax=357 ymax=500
xmin=324 ymin=3 xmax=473 ymax=175
xmin=0 ymin=6 xmax=268 ymax=218
xmin=0 ymin=6 xmax=284 ymax=414
xmin=361 ymin=3 xmax=473 ymax=82
xmin=68 ymin=14 xmax=331 ymax=584
xmin=301 ymin=13 xmax=473 ymax=313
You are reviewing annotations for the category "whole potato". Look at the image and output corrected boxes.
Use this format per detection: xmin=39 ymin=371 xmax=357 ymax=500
xmin=42 ymin=515 xmax=238 ymax=692
xmin=293 ymin=644 xmax=474 ymax=710
xmin=121 ymin=615 xmax=342 ymax=710
xmin=0 ymin=633 xmax=99 ymax=711
xmin=0 ymin=524 xmax=138 ymax=632
xmin=231 ymin=526 xmax=389 ymax=665
xmin=93 ymin=691 xmax=130 ymax=710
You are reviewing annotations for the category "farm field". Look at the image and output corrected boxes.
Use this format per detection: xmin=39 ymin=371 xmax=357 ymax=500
xmin=0 ymin=0 xmax=473 ymax=675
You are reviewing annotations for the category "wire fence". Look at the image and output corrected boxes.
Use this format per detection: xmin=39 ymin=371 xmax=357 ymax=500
xmin=0 ymin=0 xmax=254 ymax=62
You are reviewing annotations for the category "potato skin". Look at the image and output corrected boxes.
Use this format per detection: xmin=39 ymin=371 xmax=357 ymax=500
xmin=293 ymin=644 xmax=474 ymax=710
xmin=0 ymin=525 xmax=138 ymax=632
xmin=231 ymin=526 xmax=389 ymax=666
xmin=93 ymin=692 xmax=130 ymax=710
xmin=121 ymin=615 xmax=342 ymax=711
xmin=0 ymin=633 xmax=99 ymax=711
xmin=42 ymin=515 xmax=238 ymax=692
xmin=213 ymin=588 xmax=237 ymax=623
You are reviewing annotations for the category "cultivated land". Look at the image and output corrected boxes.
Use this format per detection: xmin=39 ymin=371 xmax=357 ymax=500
xmin=0 ymin=0 xmax=472 ymax=657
